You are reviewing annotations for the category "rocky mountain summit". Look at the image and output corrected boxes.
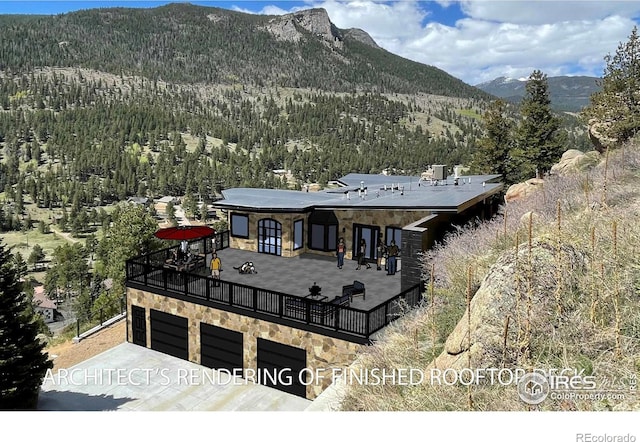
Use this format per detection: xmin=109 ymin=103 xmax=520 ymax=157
xmin=262 ymin=8 xmax=379 ymax=50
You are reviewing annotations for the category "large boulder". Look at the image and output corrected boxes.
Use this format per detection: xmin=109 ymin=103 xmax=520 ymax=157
xmin=432 ymin=240 xmax=585 ymax=370
xmin=550 ymin=150 xmax=601 ymax=175
xmin=588 ymin=119 xmax=618 ymax=153
xmin=504 ymin=178 xmax=544 ymax=203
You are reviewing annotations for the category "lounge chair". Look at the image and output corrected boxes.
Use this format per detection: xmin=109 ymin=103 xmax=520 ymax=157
xmin=342 ymin=280 xmax=365 ymax=300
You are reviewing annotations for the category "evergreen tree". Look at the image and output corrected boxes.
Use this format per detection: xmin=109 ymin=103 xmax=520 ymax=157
xmin=470 ymin=99 xmax=513 ymax=179
xmin=28 ymin=244 xmax=45 ymax=271
xmin=582 ymin=26 xmax=640 ymax=146
xmin=509 ymin=70 xmax=565 ymax=183
xmin=0 ymin=240 xmax=53 ymax=409
xmin=96 ymin=204 xmax=160 ymax=291
xmin=13 ymin=252 xmax=28 ymax=279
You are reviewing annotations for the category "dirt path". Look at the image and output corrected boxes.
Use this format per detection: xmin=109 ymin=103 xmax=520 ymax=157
xmin=49 ymin=226 xmax=82 ymax=244
xmin=46 ymin=320 xmax=126 ymax=372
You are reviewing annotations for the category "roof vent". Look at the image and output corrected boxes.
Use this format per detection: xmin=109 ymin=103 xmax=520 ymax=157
xmin=433 ymin=165 xmax=446 ymax=181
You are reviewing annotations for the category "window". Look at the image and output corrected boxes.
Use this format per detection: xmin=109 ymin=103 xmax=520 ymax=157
xmin=385 ymin=227 xmax=402 ymax=247
xmin=308 ymin=211 xmax=338 ymax=252
xmin=230 ymin=213 xmax=249 ymax=238
xmin=293 ymin=219 xmax=303 ymax=250
xmin=309 ymin=224 xmax=322 ymax=249
xmin=258 ymin=219 xmax=282 ymax=255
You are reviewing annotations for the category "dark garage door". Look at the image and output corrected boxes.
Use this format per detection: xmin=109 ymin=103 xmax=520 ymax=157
xmin=257 ymin=338 xmax=307 ymax=398
xmin=200 ymin=323 xmax=243 ymax=372
xmin=150 ymin=309 xmax=188 ymax=360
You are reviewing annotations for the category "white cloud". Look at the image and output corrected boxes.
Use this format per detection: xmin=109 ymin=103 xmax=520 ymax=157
xmin=396 ymin=15 xmax=637 ymax=84
xmin=239 ymin=1 xmax=640 ymax=85
xmin=309 ymin=0 xmax=428 ymax=39
xmin=459 ymin=0 xmax=640 ymax=25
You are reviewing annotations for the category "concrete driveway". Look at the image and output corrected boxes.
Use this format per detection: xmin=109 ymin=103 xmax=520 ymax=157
xmin=38 ymin=343 xmax=311 ymax=411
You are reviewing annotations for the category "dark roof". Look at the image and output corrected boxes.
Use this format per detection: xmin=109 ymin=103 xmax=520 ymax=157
xmin=212 ymin=173 xmax=502 ymax=213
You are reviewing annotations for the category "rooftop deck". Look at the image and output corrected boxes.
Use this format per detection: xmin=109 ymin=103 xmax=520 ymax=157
xmin=211 ymin=248 xmax=404 ymax=310
xmin=125 ymin=233 xmax=424 ymax=344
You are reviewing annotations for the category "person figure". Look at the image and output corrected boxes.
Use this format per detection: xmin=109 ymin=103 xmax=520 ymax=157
xmin=210 ymin=252 xmax=222 ymax=285
xmin=387 ymin=240 xmax=399 ymax=275
xmin=336 ymin=237 xmax=346 ymax=269
xmin=376 ymin=234 xmax=386 ymax=271
xmin=356 ymin=238 xmax=371 ymax=270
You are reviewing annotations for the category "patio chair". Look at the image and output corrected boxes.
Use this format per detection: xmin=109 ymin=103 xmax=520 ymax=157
xmin=342 ymin=280 xmax=365 ymax=300
xmin=330 ymin=293 xmax=351 ymax=307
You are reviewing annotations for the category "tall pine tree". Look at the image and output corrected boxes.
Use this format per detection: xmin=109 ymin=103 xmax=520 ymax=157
xmin=470 ymin=99 xmax=513 ymax=180
xmin=0 ymin=240 xmax=53 ymax=409
xmin=582 ymin=26 xmax=640 ymax=147
xmin=509 ymin=70 xmax=566 ymax=183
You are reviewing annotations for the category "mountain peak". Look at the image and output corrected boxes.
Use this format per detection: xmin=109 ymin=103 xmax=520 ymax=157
xmin=263 ymin=8 xmax=341 ymax=46
xmin=262 ymin=8 xmax=379 ymax=49
xmin=343 ymin=28 xmax=380 ymax=49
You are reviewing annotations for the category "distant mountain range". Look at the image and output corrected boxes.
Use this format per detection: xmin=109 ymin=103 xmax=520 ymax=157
xmin=475 ymin=75 xmax=601 ymax=112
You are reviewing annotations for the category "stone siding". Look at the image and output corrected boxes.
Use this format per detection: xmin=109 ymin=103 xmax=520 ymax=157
xmin=227 ymin=208 xmax=431 ymax=260
xmin=229 ymin=211 xmax=307 ymax=258
xmin=127 ymin=288 xmax=363 ymax=399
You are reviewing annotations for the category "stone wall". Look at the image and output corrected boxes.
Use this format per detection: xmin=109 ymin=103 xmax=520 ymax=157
xmin=227 ymin=208 xmax=431 ymax=260
xmin=229 ymin=211 xmax=307 ymax=258
xmin=334 ymin=209 xmax=431 ymax=259
xmin=127 ymin=288 xmax=364 ymax=399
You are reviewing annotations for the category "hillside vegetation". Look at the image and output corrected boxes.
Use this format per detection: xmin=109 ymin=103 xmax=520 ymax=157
xmin=340 ymin=139 xmax=640 ymax=411
xmin=0 ymin=4 xmax=488 ymax=98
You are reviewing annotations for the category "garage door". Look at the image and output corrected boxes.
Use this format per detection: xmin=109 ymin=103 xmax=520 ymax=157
xmin=200 ymin=323 xmax=243 ymax=372
xmin=150 ymin=309 xmax=188 ymax=361
xmin=256 ymin=338 xmax=306 ymax=398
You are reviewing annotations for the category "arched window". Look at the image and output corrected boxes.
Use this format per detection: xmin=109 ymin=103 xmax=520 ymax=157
xmin=258 ymin=219 xmax=282 ymax=256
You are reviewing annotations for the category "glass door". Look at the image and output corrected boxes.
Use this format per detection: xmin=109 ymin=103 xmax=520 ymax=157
xmin=352 ymin=224 xmax=380 ymax=261
xmin=258 ymin=219 xmax=282 ymax=256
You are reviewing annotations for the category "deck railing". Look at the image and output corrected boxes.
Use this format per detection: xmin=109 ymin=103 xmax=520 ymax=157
xmin=126 ymin=231 xmax=423 ymax=342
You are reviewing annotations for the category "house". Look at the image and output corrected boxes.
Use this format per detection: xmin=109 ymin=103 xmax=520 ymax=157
xmin=127 ymin=196 xmax=149 ymax=206
xmin=211 ymin=171 xmax=502 ymax=291
xmin=125 ymin=170 xmax=503 ymax=400
xmin=154 ymin=196 xmax=178 ymax=216
xmin=33 ymin=285 xmax=57 ymax=324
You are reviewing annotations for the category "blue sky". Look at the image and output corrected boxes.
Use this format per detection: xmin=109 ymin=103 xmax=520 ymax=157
xmin=1 ymin=1 xmax=639 ymax=85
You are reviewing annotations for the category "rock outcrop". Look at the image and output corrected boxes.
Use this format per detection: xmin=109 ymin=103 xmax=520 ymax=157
xmin=588 ymin=119 xmax=618 ymax=153
xmin=550 ymin=149 xmax=601 ymax=175
xmin=504 ymin=178 xmax=544 ymax=203
xmin=261 ymin=8 xmax=379 ymax=50
xmin=432 ymin=240 xmax=585 ymax=370
xmin=343 ymin=28 xmax=380 ymax=49
xmin=262 ymin=8 xmax=343 ymax=47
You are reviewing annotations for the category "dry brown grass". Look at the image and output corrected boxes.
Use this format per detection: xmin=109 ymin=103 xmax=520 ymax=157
xmin=339 ymin=139 xmax=640 ymax=411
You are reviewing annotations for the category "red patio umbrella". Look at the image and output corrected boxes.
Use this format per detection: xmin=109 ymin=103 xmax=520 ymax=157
xmin=154 ymin=225 xmax=215 ymax=241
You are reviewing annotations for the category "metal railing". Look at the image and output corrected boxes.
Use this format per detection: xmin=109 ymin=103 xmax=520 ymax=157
xmin=75 ymin=295 xmax=127 ymax=339
xmin=126 ymin=230 xmax=423 ymax=341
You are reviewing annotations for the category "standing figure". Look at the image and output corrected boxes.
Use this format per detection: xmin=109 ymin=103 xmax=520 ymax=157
xmin=210 ymin=252 xmax=222 ymax=285
xmin=386 ymin=240 xmax=399 ymax=275
xmin=336 ymin=237 xmax=346 ymax=269
xmin=357 ymin=238 xmax=371 ymax=270
xmin=376 ymin=234 xmax=386 ymax=271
